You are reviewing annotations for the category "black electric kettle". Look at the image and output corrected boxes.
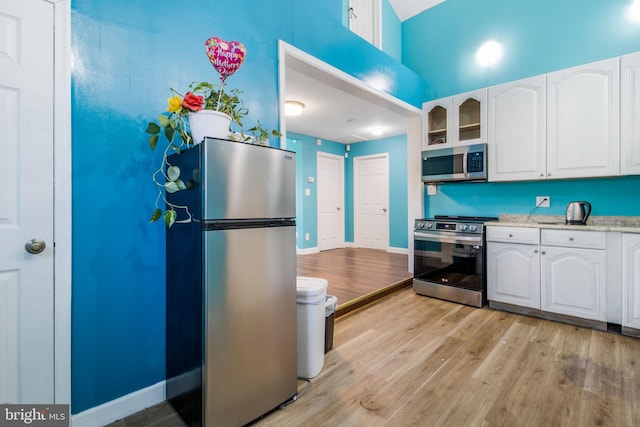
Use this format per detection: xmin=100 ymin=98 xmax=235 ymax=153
xmin=565 ymin=201 xmax=591 ymax=225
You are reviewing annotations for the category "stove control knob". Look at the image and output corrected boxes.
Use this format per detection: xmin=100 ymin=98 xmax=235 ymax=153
xmin=469 ymin=225 xmax=478 ymax=232
xmin=425 ymin=223 xmax=433 ymax=229
xmin=459 ymin=224 xmax=468 ymax=231
xmin=417 ymin=222 xmax=425 ymax=229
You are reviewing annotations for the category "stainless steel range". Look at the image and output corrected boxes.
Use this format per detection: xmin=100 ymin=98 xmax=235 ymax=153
xmin=413 ymin=215 xmax=497 ymax=308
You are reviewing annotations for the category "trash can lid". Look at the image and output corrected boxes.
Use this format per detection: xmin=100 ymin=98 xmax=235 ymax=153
xmin=296 ymin=276 xmax=328 ymax=297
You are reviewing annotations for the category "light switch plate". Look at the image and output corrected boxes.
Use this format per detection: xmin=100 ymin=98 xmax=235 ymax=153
xmin=427 ymin=184 xmax=437 ymax=196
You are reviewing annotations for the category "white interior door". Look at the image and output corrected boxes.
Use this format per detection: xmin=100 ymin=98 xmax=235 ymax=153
xmin=354 ymin=154 xmax=389 ymax=250
xmin=349 ymin=0 xmax=381 ymax=48
xmin=317 ymin=153 xmax=344 ymax=251
xmin=0 ymin=0 xmax=55 ymax=403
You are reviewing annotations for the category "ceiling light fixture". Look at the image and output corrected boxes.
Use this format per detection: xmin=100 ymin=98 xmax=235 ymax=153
xmin=629 ymin=0 xmax=640 ymax=22
xmin=284 ymin=100 xmax=305 ymax=116
xmin=475 ymin=40 xmax=503 ymax=67
xmin=371 ymin=127 xmax=384 ymax=136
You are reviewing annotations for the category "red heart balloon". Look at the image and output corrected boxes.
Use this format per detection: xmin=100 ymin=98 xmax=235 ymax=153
xmin=205 ymin=37 xmax=246 ymax=80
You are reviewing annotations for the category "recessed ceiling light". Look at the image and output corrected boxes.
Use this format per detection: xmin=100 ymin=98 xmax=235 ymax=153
xmin=371 ymin=127 xmax=384 ymax=136
xmin=284 ymin=100 xmax=305 ymax=116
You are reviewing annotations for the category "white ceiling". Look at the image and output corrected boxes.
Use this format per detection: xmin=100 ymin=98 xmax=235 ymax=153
xmin=388 ymin=0 xmax=445 ymax=22
xmin=284 ymin=65 xmax=412 ymax=144
xmin=283 ymin=1 xmax=441 ymax=144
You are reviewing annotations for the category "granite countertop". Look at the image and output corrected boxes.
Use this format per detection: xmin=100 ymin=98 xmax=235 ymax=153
xmin=490 ymin=214 xmax=640 ymax=233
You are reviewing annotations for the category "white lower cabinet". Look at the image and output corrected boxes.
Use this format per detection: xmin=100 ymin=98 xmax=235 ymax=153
xmin=540 ymin=245 xmax=607 ymax=321
xmin=622 ymin=233 xmax=640 ymax=330
xmin=487 ymin=227 xmax=541 ymax=309
xmin=487 ymin=226 xmax=607 ymax=323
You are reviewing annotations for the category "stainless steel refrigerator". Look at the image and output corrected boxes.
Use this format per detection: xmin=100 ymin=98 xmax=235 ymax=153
xmin=166 ymin=138 xmax=297 ymax=426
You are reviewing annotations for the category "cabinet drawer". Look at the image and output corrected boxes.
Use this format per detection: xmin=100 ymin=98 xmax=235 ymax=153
xmin=486 ymin=227 xmax=540 ymax=244
xmin=541 ymin=229 xmax=606 ymax=249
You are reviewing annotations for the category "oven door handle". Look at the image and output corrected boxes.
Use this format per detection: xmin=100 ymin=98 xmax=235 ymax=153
xmin=414 ymin=233 xmax=483 ymax=245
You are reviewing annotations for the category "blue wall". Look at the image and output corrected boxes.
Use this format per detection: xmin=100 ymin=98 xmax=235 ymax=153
xmin=402 ymin=0 xmax=640 ymax=219
xmin=70 ymin=0 xmax=423 ymax=414
xmin=404 ymin=0 xmax=640 ymax=100
xmin=381 ymin=0 xmax=402 ymax=62
xmin=287 ymin=134 xmax=345 ymax=249
xmin=288 ymin=133 xmax=408 ymax=250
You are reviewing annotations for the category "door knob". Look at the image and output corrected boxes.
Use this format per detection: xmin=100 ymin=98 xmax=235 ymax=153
xmin=383 ymin=208 xmax=387 ymax=212
xmin=336 ymin=206 xmax=341 ymax=211
xmin=25 ymin=239 xmax=46 ymax=254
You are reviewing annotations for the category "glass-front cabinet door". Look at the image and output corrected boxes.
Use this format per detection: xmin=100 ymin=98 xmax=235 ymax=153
xmin=422 ymin=89 xmax=486 ymax=150
xmin=453 ymin=89 xmax=487 ymax=146
xmin=422 ymin=97 xmax=453 ymax=150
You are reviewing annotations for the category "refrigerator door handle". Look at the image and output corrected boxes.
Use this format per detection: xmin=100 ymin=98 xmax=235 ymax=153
xmin=204 ymin=218 xmax=296 ymax=231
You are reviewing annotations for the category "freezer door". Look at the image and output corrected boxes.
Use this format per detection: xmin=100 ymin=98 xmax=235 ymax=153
xmin=203 ymin=225 xmax=297 ymax=426
xmin=203 ymin=138 xmax=296 ymax=219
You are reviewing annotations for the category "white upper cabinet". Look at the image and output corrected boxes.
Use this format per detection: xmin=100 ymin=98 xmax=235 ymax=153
xmin=453 ymin=89 xmax=487 ymax=147
xmin=488 ymin=76 xmax=547 ymax=181
xmin=422 ymin=89 xmax=486 ymax=150
xmin=621 ymin=51 xmax=640 ymax=175
xmin=422 ymin=97 xmax=453 ymax=150
xmin=546 ymin=57 xmax=620 ymax=179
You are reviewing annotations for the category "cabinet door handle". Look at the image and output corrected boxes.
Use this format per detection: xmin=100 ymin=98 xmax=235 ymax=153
xmin=534 ymin=249 xmax=539 ymax=253
xmin=541 ymin=251 xmax=546 ymax=255
xmin=547 ymin=172 xmax=552 ymax=176
xmin=509 ymin=233 xmax=513 ymax=237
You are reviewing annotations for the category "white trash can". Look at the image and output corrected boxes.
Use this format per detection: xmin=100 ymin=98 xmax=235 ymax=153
xmin=296 ymin=276 xmax=328 ymax=379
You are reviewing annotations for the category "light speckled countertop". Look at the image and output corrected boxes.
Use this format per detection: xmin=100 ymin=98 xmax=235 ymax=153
xmin=490 ymin=214 xmax=640 ymax=233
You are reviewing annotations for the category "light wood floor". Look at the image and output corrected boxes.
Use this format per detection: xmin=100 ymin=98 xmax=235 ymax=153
xmin=110 ymin=288 xmax=640 ymax=426
xmin=297 ymin=248 xmax=412 ymax=313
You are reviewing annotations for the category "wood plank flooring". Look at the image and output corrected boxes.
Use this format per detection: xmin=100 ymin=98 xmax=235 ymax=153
xmin=110 ymin=288 xmax=640 ymax=427
xmin=297 ymin=248 xmax=412 ymax=311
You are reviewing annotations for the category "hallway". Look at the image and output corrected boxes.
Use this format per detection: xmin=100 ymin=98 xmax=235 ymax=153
xmin=297 ymin=248 xmax=412 ymax=315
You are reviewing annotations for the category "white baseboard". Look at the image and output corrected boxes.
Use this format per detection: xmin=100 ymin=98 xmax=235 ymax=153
xmin=388 ymin=246 xmax=409 ymax=255
xmin=344 ymin=242 xmax=356 ymax=248
xmin=297 ymin=247 xmax=319 ymax=255
xmin=71 ymin=380 xmax=165 ymax=427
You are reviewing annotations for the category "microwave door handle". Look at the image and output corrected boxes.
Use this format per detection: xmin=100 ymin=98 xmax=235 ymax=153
xmin=463 ymin=150 xmax=468 ymax=177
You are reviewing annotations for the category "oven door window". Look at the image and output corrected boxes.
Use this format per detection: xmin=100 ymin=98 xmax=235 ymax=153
xmin=414 ymin=237 xmax=483 ymax=291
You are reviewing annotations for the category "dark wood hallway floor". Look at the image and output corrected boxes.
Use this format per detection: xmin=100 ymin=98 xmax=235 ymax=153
xmin=296 ymin=248 xmax=412 ymax=315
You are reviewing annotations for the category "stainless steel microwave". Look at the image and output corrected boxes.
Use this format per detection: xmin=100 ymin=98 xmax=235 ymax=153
xmin=421 ymin=143 xmax=487 ymax=183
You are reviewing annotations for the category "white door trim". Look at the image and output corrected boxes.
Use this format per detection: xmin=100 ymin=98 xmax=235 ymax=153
xmin=276 ymin=40 xmax=421 ymax=273
xmin=317 ymin=152 xmax=345 ymax=251
xmin=50 ymin=0 xmax=72 ymax=405
xmin=353 ymin=153 xmax=389 ymax=250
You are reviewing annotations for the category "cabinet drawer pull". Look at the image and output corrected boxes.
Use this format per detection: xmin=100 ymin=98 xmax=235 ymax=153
xmin=509 ymin=233 xmax=513 ymax=237
xmin=569 ymin=237 xmax=574 ymax=241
